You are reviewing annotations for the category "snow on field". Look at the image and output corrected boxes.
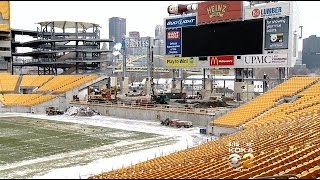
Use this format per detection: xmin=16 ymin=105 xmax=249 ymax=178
xmin=0 ymin=113 xmax=216 ymax=179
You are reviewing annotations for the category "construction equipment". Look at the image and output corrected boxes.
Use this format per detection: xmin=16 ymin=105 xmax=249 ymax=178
xmin=45 ymin=107 xmax=64 ymax=115
xmin=87 ymin=87 xmax=116 ymax=103
xmin=161 ymin=118 xmax=193 ymax=128
xmin=136 ymin=99 xmax=156 ymax=107
xmin=151 ymin=94 xmax=170 ymax=104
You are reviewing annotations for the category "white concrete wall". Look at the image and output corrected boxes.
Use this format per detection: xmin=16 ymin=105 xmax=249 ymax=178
xmin=77 ymin=103 xmax=215 ymax=127
xmin=78 ymin=88 xmax=88 ymax=101
xmin=207 ymin=125 xmax=239 ymax=137
xmin=32 ymin=96 xmax=66 ymax=114
xmin=0 ymin=106 xmax=30 ymax=113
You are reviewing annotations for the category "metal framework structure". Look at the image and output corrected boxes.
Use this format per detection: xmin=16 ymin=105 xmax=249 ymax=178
xmin=11 ymin=21 xmax=113 ymax=75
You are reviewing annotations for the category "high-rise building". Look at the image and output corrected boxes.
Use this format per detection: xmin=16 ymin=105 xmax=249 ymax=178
xmin=154 ymin=25 xmax=165 ymax=57
xmin=109 ymin=17 xmax=126 ymax=50
xmin=154 ymin=25 xmax=164 ymax=40
xmin=129 ymin=31 xmax=140 ymax=39
xmin=302 ymin=35 xmax=320 ymax=71
xmin=128 ymin=31 xmax=141 ymax=55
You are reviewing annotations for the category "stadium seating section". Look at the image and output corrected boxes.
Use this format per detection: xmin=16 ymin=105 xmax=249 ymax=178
xmin=20 ymin=75 xmax=53 ymax=87
xmin=89 ymin=76 xmax=320 ymax=179
xmin=0 ymin=74 xmax=98 ymax=107
xmin=37 ymin=75 xmax=98 ymax=93
xmin=1 ymin=94 xmax=57 ymax=107
xmin=0 ymin=73 xmax=19 ymax=92
xmin=213 ymin=77 xmax=320 ymax=128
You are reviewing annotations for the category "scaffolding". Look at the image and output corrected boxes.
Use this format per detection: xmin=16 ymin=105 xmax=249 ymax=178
xmin=11 ymin=21 xmax=113 ymax=75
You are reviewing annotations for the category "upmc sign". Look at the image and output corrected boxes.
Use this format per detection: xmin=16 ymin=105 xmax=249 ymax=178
xmin=244 ymin=2 xmax=290 ymax=20
xmin=236 ymin=54 xmax=288 ymax=68
xmin=210 ymin=56 xmax=234 ymax=66
xmin=197 ymin=1 xmax=242 ymax=24
xmin=166 ymin=15 xmax=197 ymax=29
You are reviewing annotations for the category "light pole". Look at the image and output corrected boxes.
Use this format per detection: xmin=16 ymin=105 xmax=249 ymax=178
xmin=150 ymin=38 xmax=161 ymax=96
xmin=121 ymin=37 xmax=127 ymax=78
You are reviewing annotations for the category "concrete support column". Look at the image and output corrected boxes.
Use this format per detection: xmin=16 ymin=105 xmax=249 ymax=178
xmin=144 ymin=77 xmax=152 ymax=96
xmin=201 ymin=79 xmax=214 ymax=100
xmin=171 ymin=79 xmax=182 ymax=93
xmin=120 ymin=77 xmax=129 ymax=95
xmin=234 ymin=81 xmax=245 ymax=101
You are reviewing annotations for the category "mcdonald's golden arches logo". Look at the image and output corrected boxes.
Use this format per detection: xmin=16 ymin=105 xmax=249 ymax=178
xmin=210 ymin=56 xmax=235 ymax=66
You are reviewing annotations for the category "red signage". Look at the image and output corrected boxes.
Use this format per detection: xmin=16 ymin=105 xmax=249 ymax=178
xmin=197 ymin=1 xmax=242 ymax=24
xmin=167 ymin=30 xmax=180 ymax=39
xmin=251 ymin=8 xmax=260 ymax=18
xmin=210 ymin=56 xmax=234 ymax=66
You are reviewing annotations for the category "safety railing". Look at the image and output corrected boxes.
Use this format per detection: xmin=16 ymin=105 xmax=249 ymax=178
xmin=69 ymin=100 xmax=229 ymax=116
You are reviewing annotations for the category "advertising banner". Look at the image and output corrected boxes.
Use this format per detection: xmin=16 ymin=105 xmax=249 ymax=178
xmin=236 ymin=54 xmax=288 ymax=68
xmin=197 ymin=56 xmax=209 ymax=68
xmin=265 ymin=16 xmax=289 ymax=50
xmin=166 ymin=28 xmax=181 ymax=55
xmin=209 ymin=69 xmax=230 ymax=75
xmin=244 ymin=2 xmax=290 ymax=20
xmin=197 ymin=1 xmax=242 ymax=24
xmin=165 ymin=57 xmax=197 ymax=67
xmin=165 ymin=15 xmax=197 ymax=29
xmin=210 ymin=56 xmax=235 ymax=66
xmin=124 ymin=37 xmax=150 ymax=48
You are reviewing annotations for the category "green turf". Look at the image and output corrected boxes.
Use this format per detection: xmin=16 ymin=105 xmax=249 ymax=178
xmin=0 ymin=117 xmax=158 ymax=165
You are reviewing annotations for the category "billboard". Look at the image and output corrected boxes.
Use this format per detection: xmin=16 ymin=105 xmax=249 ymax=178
xmin=244 ymin=2 xmax=290 ymax=20
xmin=166 ymin=15 xmax=197 ymax=29
xmin=210 ymin=69 xmax=231 ymax=75
xmin=166 ymin=28 xmax=181 ymax=55
xmin=182 ymin=18 xmax=263 ymax=57
xmin=197 ymin=1 xmax=242 ymax=24
xmin=0 ymin=1 xmax=10 ymax=31
xmin=165 ymin=57 xmax=197 ymax=67
xmin=125 ymin=37 xmax=150 ymax=48
xmin=210 ymin=56 xmax=235 ymax=66
xmin=265 ymin=16 xmax=289 ymax=50
xmin=236 ymin=54 xmax=288 ymax=68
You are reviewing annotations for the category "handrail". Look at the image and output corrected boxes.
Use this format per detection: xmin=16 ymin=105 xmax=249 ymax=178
xmin=70 ymin=101 xmax=221 ymax=116
xmin=253 ymin=174 xmax=299 ymax=179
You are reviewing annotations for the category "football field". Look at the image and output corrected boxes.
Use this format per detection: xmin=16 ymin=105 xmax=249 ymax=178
xmin=0 ymin=116 xmax=175 ymax=178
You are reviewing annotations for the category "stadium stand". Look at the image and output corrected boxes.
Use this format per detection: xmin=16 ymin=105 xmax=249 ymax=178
xmin=89 ymin=76 xmax=320 ymax=179
xmin=0 ymin=94 xmax=57 ymax=107
xmin=20 ymin=75 xmax=53 ymax=87
xmin=37 ymin=75 xmax=98 ymax=93
xmin=89 ymin=113 xmax=320 ymax=179
xmin=213 ymin=77 xmax=320 ymax=128
xmin=0 ymin=74 xmax=99 ymax=107
xmin=0 ymin=74 xmax=19 ymax=92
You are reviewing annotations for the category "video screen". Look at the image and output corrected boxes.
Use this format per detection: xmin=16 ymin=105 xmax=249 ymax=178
xmin=181 ymin=18 xmax=264 ymax=57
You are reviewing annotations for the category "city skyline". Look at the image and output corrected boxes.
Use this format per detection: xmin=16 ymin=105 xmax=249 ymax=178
xmin=9 ymin=1 xmax=320 ymax=50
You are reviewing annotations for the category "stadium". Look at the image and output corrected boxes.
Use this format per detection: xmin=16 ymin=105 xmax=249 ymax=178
xmin=0 ymin=1 xmax=319 ymax=179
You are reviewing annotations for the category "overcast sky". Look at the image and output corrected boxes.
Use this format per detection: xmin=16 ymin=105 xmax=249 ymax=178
xmin=9 ymin=1 xmax=320 ymax=50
